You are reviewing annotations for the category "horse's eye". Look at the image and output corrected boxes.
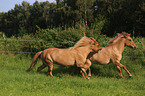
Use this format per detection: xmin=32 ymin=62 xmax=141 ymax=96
xmin=129 ymin=40 xmax=131 ymax=41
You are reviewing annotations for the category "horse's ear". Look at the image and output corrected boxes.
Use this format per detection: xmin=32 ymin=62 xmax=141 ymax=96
xmin=90 ymin=37 xmax=97 ymax=44
xmin=122 ymin=32 xmax=131 ymax=38
xmin=117 ymin=33 xmax=123 ymax=37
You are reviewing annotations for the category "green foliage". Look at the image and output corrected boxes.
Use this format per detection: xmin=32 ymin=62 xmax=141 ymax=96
xmin=0 ymin=26 xmax=104 ymax=53
xmin=0 ymin=26 xmax=145 ymax=96
xmin=1 ymin=26 xmax=144 ymax=60
xmin=96 ymin=0 xmax=145 ymax=36
xmin=18 ymin=27 xmax=27 ymax=37
xmin=1 ymin=0 xmax=144 ymax=37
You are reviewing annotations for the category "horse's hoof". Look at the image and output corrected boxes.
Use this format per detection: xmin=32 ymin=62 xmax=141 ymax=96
xmin=87 ymin=77 xmax=90 ymax=80
xmin=129 ymin=74 xmax=132 ymax=78
xmin=71 ymin=73 xmax=74 ymax=76
xmin=120 ymin=75 xmax=123 ymax=78
xmin=88 ymin=75 xmax=91 ymax=77
xmin=26 ymin=69 xmax=30 ymax=72
xmin=129 ymin=75 xmax=132 ymax=78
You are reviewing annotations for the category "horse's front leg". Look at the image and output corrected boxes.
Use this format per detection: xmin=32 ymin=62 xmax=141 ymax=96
xmin=80 ymin=67 xmax=91 ymax=79
xmin=116 ymin=66 xmax=123 ymax=78
xmin=87 ymin=68 xmax=91 ymax=78
xmin=81 ymin=68 xmax=89 ymax=79
xmin=115 ymin=61 xmax=132 ymax=78
xmin=85 ymin=59 xmax=92 ymax=78
xmin=76 ymin=63 xmax=89 ymax=79
xmin=82 ymin=68 xmax=91 ymax=79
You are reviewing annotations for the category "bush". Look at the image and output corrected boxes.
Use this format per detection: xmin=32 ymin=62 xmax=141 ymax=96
xmin=0 ymin=26 xmax=145 ymax=60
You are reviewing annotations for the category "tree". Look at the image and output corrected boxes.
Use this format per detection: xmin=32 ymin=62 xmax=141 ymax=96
xmin=95 ymin=0 xmax=145 ymax=36
xmin=55 ymin=0 xmax=96 ymax=28
xmin=135 ymin=1 xmax=145 ymax=36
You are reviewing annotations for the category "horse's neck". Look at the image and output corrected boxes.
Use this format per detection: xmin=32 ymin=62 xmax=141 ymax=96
xmin=77 ymin=45 xmax=92 ymax=57
xmin=113 ymin=38 xmax=125 ymax=54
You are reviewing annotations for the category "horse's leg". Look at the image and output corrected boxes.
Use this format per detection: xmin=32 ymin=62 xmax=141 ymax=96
xmin=76 ymin=60 xmax=91 ymax=79
xmin=85 ymin=59 xmax=92 ymax=78
xmin=26 ymin=51 xmax=42 ymax=72
xmin=48 ymin=63 xmax=54 ymax=77
xmin=87 ymin=68 xmax=91 ymax=78
xmin=116 ymin=66 xmax=123 ymax=78
xmin=37 ymin=64 xmax=47 ymax=72
xmin=81 ymin=68 xmax=89 ymax=79
xmin=121 ymin=64 xmax=132 ymax=77
xmin=80 ymin=70 xmax=85 ymax=79
xmin=71 ymin=66 xmax=78 ymax=75
xmin=115 ymin=61 xmax=132 ymax=78
xmin=77 ymin=65 xmax=91 ymax=79
xmin=83 ymin=68 xmax=91 ymax=79
xmin=81 ymin=67 xmax=91 ymax=79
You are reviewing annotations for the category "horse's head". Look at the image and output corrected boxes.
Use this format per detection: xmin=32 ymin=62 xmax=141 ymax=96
xmin=71 ymin=36 xmax=101 ymax=51
xmin=118 ymin=32 xmax=137 ymax=49
xmin=90 ymin=37 xmax=102 ymax=52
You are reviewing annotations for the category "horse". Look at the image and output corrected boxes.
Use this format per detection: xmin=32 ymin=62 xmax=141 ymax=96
xmin=85 ymin=32 xmax=137 ymax=78
xmin=26 ymin=36 xmax=101 ymax=79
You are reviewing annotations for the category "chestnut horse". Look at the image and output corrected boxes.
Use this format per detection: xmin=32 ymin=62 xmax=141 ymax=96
xmin=26 ymin=36 xmax=101 ymax=79
xmin=85 ymin=32 xmax=136 ymax=78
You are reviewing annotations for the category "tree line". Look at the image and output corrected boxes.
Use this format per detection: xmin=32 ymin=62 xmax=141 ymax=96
xmin=0 ymin=0 xmax=145 ymax=37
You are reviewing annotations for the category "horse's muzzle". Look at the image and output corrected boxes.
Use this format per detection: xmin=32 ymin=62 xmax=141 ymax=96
xmin=133 ymin=46 xmax=137 ymax=50
xmin=99 ymin=48 xmax=102 ymax=51
xmin=97 ymin=48 xmax=102 ymax=52
xmin=131 ymin=46 xmax=137 ymax=50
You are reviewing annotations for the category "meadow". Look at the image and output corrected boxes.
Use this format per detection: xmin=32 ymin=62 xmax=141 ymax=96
xmin=0 ymin=30 xmax=145 ymax=96
xmin=0 ymin=53 xmax=145 ymax=96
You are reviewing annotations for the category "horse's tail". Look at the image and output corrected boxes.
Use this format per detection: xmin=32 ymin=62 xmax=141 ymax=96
xmin=26 ymin=51 xmax=43 ymax=72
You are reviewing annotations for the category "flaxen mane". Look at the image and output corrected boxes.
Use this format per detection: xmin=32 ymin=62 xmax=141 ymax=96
xmin=69 ymin=36 xmax=92 ymax=50
xmin=108 ymin=37 xmax=121 ymax=46
xmin=108 ymin=36 xmax=118 ymax=44
xmin=107 ymin=32 xmax=131 ymax=47
xmin=107 ymin=34 xmax=123 ymax=47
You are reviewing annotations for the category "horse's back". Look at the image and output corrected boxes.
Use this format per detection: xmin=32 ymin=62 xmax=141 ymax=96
xmin=43 ymin=48 xmax=76 ymax=66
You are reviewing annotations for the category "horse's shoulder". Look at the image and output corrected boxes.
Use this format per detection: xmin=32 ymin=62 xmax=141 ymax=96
xmin=99 ymin=47 xmax=112 ymax=54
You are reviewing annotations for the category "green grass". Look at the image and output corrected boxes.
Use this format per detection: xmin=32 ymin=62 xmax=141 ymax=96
xmin=0 ymin=54 xmax=145 ymax=96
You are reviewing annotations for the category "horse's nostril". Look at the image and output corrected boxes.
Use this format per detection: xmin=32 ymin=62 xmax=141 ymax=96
xmin=133 ymin=47 xmax=137 ymax=50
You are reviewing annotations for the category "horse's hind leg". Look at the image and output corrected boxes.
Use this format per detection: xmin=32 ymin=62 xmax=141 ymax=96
xmin=37 ymin=64 xmax=47 ymax=72
xmin=48 ymin=63 xmax=54 ymax=77
xmin=26 ymin=51 xmax=42 ymax=72
xmin=71 ymin=66 xmax=78 ymax=75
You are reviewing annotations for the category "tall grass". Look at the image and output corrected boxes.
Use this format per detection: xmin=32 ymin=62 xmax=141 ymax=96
xmin=0 ymin=54 xmax=145 ymax=96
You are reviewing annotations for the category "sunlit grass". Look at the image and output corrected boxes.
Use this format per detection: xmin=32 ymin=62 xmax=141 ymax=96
xmin=0 ymin=54 xmax=145 ymax=96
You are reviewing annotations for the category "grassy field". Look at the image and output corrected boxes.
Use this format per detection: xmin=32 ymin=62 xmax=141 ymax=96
xmin=0 ymin=54 xmax=145 ymax=96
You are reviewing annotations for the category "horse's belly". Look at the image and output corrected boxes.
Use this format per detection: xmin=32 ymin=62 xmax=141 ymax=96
xmin=55 ymin=60 xmax=74 ymax=66
xmin=93 ymin=59 xmax=110 ymax=65
xmin=54 ymin=57 xmax=75 ymax=66
xmin=92 ymin=55 xmax=110 ymax=65
xmin=51 ymin=50 xmax=75 ymax=66
xmin=98 ymin=59 xmax=110 ymax=65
